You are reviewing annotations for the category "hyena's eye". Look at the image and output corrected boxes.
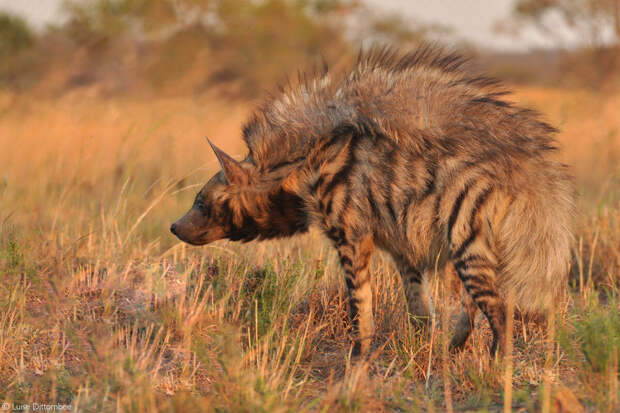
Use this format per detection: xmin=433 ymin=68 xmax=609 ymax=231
xmin=195 ymin=199 xmax=207 ymax=214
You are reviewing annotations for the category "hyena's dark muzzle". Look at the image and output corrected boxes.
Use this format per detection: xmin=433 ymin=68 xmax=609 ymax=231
xmin=170 ymin=206 xmax=224 ymax=246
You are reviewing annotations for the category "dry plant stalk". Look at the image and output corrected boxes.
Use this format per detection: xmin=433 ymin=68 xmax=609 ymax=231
xmin=503 ymin=290 xmax=515 ymax=413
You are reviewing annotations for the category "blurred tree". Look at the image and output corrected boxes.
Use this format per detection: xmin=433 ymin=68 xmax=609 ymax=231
xmin=0 ymin=13 xmax=35 ymax=87
xmin=0 ymin=13 xmax=33 ymax=58
xmin=61 ymin=0 xmax=358 ymax=96
xmin=62 ymin=0 xmax=177 ymax=44
xmin=513 ymin=0 xmax=620 ymax=46
xmin=510 ymin=0 xmax=620 ymax=88
xmin=202 ymin=0 xmax=350 ymax=96
xmin=62 ymin=0 xmax=359 ymax=40
xmin=361 ymin=14 xmax=452 ymax=47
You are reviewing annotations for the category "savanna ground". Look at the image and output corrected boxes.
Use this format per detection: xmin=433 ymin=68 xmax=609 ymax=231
xmin=0 ymin=85 xmax=619 ymax=412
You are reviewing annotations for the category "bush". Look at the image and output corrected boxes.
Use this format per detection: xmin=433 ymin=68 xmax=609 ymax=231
xmin=0 ymin=13 xmax=33 ymax=58
xmin=0 ymin=12 xmax=36 ymax=87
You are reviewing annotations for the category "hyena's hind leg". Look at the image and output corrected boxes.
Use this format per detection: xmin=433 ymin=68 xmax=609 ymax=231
xmin=395 ymin=258 xmax=432 ymax=329
xmin=452 ymin=252 xmax=505 ymax=356
xmin=329 ymin=229 xmax=376 ymax=356
xmin=448 ymin=185 xmax=506 ymax=356
xmin=449 ymin=290 xmax=478 ymax=350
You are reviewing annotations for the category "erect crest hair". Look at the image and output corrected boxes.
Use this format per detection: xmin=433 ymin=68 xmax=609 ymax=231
xmin=242 ymin=44 xmax=555 ymax=172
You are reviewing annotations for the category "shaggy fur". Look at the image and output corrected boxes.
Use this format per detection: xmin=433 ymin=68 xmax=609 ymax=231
xmin=171 ymin=45 xmax=575 ymax=356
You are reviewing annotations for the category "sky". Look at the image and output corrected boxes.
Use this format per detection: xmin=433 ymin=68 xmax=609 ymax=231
xmin=0 ymin=0 xmax=566 ymax=51
xmin=365 ymin=0 xmax=561 ymax=50
xmin=0 ymin=0 xmax=63 ymax=28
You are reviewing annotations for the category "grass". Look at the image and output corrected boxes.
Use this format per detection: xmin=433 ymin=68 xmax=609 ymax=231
xmin=0 ymin=87 xmax=619 ymax=412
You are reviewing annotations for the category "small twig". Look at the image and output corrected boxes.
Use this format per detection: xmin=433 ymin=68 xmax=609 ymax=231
xmin=504 ymin=290 xmax=515 ymax=413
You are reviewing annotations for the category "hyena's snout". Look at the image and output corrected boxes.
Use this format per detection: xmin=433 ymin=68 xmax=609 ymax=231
xmin=169 ymin=216 xmax=190 ymax=241
xmin=170 ymin=208 xmax=204 ymax=245
xmin=170 ymin=207 xmax=227 ymax=246
xmin=169 ymin=222 xmax=178 ymax=235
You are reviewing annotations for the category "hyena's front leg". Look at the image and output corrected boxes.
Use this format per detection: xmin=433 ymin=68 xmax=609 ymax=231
xmin=395 ymin=258 xmax=431 ymax=329
xmin=332 ymin=232 xmax=376 ymax=356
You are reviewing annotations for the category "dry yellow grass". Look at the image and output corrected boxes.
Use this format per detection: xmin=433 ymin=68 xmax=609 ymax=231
xmin=0 ymin=86 xmax=618 ymax=412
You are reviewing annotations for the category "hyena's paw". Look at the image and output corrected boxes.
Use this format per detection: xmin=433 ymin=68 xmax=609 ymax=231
xmin=489 ymin=330 xmax=506 ymax=360
xmin=449 ymin=308 xmax=477 ymax=351
xmin=407 ymin=296 xmax=432 ymax=332
xmin=408 ymin=313 xmax=432 ymax=333
xmin=350 ymin=337 xmax=373 ymax=358
xmin=449 ymin=326 xmax=471 ymax=352
xmin=349 ymin=320 xmax=375 ymax=358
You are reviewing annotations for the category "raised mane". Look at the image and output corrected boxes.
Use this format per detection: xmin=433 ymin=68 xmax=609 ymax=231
xmin=355 ymin=44 xmax=468 ymax=74
xmin=241 ymin=44 xmax=554 ymax=171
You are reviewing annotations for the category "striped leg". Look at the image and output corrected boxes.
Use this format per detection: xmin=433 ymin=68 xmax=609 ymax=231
xmin=395 ymin=259 xmax=431 ymax=329
xmin=450 ymin=241 xmax=506 ymax=356
xmin=334 ymin=233 xmax=375 ymax=356
xmin=447 ymin=183 xmax=506 ymax=356
xmin=454 ymin=259 xmax=505 ymax=355
xmin=449 ymin=290 xmax=478 ymax=350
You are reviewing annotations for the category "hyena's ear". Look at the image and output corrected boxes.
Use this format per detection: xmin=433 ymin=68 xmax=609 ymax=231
xmin=207 ymin=137 xmax=249 ymax=186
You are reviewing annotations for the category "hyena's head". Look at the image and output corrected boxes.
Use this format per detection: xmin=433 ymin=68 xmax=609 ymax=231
xmin=170 ymin=140 xmax=253 ymax=246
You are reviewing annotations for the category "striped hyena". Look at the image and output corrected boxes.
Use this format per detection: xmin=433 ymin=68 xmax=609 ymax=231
xmin=170 ymin=46 xmax=574 ymax=356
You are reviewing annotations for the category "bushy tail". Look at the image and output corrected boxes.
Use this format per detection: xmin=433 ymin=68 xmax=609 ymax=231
xmin=494 ymin=162 xmax=575 ymax=315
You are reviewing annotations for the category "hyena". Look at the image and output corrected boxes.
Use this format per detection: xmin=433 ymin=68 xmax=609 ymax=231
xmin=170 ymin=46 xmax=574 ymax=356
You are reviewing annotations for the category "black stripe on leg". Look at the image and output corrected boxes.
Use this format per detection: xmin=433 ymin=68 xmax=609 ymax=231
xmin=454 ymin=254 xmax=488 ymax=270
xmin=453 ymin=228 xmax=479 ymax=258
xmin=460 ymin=262 xmax=496 ymax=273
xmin=468 ymin=186 xmax=493 ymax=228
xmin=345 ymin=275 xmax=355 ymax=291
xmin=340 ymin=256 xmax=353 ymax=269
xmin=471 ymin=289 xmax=499 ymax=301
xmin=449 ymin=184 xmax=494 ymax=253
xmin=455 ymin=259 xmax=496 ymax=274
xmin=447 ymin=184 xmax=471 ymax=242
xmin=345 ymin=274 xmax=359 ymax=326
xmin=456 ymin=272 xmax=488 ymax=289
